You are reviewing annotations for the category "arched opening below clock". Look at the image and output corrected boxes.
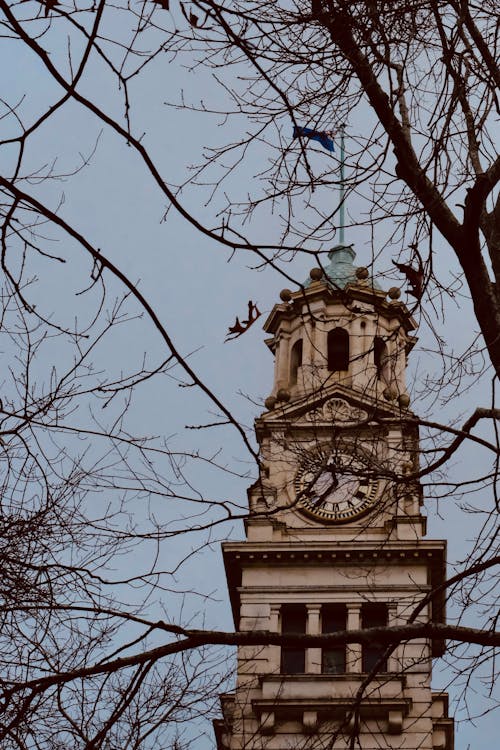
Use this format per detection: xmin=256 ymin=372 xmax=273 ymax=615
xmin=321 ymin=604 xmax=347 ymax=674
xmin=361 ymin=602 xmax=388 ymax=672
xmin=289 ymin=338 xmax=303 ymax=386
xmin=280 ymin=604 xmax=306 ymax=674
xmin=327 ymin=328 xmax=349 ymax=372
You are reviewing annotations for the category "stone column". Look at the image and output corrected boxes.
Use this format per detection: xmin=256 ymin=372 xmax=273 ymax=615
xmin=346 ymin=603 xmax=362 ymax=673
xmin=269 ymin=604 xmax=281 ymax=674
xmin=387 ymin=602 xmax=399 ymax=673
xmin=306 ymin=605 xmax=321 ymax=674
xmin=301 ymin=318 xmax=312 ymax=363
xmin=301 ymin=318 xmax=313 ymax=392
xmin=353 ymin=318 xmax=372 ymax=392
xmin=396 ymin=338 xmax=407 ymax=395
xmin=271 ymin=338 xmax=280 ymax=396
xmin=276 ymin=332 xmax=290 ymax=391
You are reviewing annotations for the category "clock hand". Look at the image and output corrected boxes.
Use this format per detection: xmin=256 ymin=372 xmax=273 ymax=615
xmin=326 ymin=461 xmax=339 ymax=488
xmin=311 ymin=480 xmax=338 ymax=508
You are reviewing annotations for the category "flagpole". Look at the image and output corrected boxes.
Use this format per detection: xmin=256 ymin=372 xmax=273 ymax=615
xmin=339 ymin=123 xmax=345 ymax=245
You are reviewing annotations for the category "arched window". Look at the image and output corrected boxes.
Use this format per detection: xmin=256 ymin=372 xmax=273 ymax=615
xmin=290 ymin=339 xmax=303 ymax=385
xmin=374 ymin=336 xmax=389 ymax=382
xmin=327 ymin=328 xmax=349 ymax=372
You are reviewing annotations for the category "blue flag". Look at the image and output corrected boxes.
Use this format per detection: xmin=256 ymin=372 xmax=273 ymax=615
xmin=293 ymin=125 xmax=335 ymax=153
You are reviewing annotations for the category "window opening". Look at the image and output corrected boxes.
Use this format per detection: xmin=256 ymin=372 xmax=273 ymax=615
xmin=361 ymin=603 xmax=388 ymax=672
xmin=327 ymin=328 xmax=349 ymax=372
xmin=281 ymin=604 xmax=306 ymax=674
xmin=290 ymin=339 xmax=303 ymax=386
xmin=321 ymin=604 xmax=347 ymax=674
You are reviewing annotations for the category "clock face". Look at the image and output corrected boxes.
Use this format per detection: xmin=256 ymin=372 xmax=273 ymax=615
xmin=294 ymin=448 xmax=380 ymax=523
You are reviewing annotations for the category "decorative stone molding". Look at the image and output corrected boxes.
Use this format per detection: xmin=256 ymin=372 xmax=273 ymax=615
xmin=259 ymin=710 xmax=274 ymax=734
xmin=388 ymin=709 xmax=404 ymax=734
xmin=252 ymin=681 xmax=411 ymax=736
xmin=305 ymin=398 xmax=368 ymax=424
xmin=303 ymin=710 xmax=318 ymax=733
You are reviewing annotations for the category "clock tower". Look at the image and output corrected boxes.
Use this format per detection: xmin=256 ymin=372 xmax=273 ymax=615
xmin=214 ymin=245 xmax=454 ymax=749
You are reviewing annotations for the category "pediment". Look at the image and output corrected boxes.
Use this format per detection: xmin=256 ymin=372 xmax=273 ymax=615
xmin=256 ymin=384 xmax=409 ymax=431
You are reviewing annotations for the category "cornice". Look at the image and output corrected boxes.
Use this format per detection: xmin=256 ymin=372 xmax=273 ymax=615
xmin=222 ymin=539 xmax=447 ymax=655
xmin=263 ymin=280 xmax=417 ymax=337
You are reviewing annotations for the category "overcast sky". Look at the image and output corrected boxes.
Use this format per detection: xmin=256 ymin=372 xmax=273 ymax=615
xmin=1 ymin=5 xmax=497 ymax=747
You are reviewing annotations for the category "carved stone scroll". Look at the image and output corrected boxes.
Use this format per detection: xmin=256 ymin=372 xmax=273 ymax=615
xmin=305 ymin=397 xmax=368 ymax=425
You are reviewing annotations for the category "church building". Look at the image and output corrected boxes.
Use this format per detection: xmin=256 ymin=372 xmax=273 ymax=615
xmin=214 ymin=245 xmax=454 ymax=749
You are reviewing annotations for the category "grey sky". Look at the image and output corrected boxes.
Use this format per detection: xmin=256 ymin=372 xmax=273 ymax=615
xmin=1 ymin=3 xmax=497 ymax=747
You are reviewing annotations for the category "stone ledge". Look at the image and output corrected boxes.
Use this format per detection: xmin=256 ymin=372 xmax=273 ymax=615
xmin=252 ymin=696 xmax=411 ymax=735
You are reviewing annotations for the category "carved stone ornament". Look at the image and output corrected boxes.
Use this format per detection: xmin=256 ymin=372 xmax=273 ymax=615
xmin=305 ymin=397 xmax=368 ymax=425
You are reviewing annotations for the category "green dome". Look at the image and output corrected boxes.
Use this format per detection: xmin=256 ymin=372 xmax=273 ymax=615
xmin=306 ymin=243 xmax=381 ymax=290
xmin=323 ymin=244 xmax=357 ymax=288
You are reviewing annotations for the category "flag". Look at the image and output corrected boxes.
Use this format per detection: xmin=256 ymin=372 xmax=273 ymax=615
xmin=293 ymin=125 xmax=335 ymax=153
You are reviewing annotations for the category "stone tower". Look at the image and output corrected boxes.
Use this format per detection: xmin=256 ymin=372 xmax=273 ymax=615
xmin=214 ymin=245 xmax=454 ymax=749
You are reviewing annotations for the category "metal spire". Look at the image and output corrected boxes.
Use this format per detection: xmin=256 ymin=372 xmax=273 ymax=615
xmin=338 ymin=123 xmax=346 ymax=245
